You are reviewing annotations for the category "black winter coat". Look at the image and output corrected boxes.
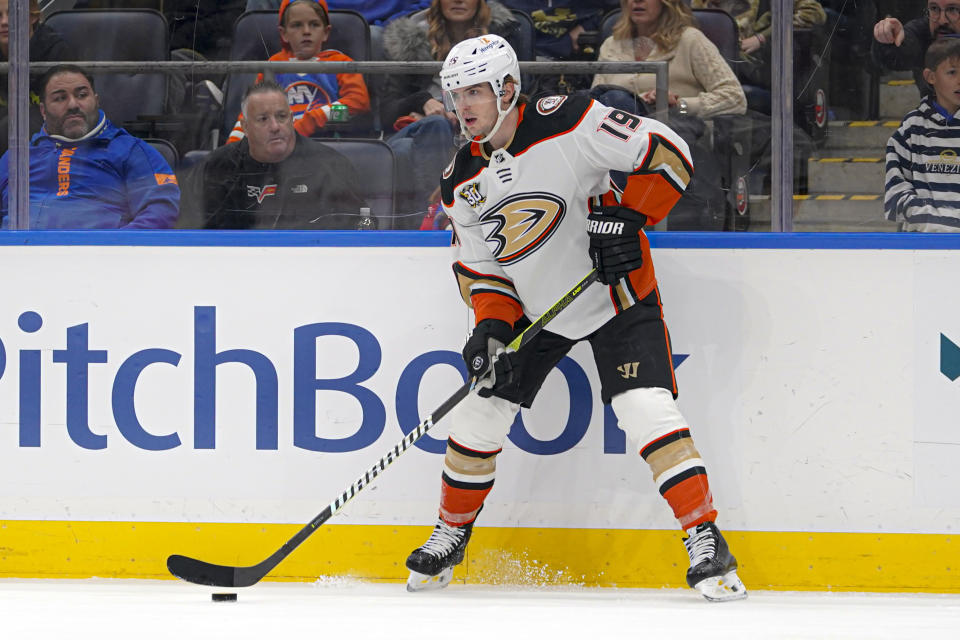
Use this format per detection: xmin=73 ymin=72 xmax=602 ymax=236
xmin=186 ymin=135 xmax=368 ymax=230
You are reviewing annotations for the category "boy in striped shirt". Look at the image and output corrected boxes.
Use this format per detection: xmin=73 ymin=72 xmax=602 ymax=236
xmin=885 ymin=37 xmax=960 ymax=231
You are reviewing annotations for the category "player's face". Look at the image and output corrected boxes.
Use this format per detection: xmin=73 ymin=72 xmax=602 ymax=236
xmin=928 ymin=1 xmax=960 ymax=36
xmin=626 ymin=0 xmax=663 ymax=34
xmin=441 ymin=0 xmax=480 ymax=26
xmin=279 ymin=2 xmax=331 ymax=60
xmin=446 ymin=83 xmax=500 ymax=137
xmin=40 ymin=72 xmax=100 ymax=139
xmin=925 ymin=55 xmax=960 ymax=113
xmin=244 ymin=90 xmax=296 ymax=163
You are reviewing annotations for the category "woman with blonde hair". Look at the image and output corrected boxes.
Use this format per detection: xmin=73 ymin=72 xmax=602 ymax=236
xmin=381 ymin=0 xmax=519 ymax=227
xmin=592 ymin=0 xmax=745 ymax=118
xmin=590 ymin=0 xmax=745 ymax=230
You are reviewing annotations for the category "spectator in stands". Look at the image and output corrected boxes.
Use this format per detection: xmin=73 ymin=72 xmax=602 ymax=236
xmin=691 ymin=0 xmax=826 ymax=89
xmin=691 ymin=1 xmax=826 ymax=57
xmin=0 ymin=0 xmax=72 ymax=156
xmin=501 ymin=0 xmax=619 ymax=93
xmin=0 ymin=65 xmax=180 ymax=229
xmin=691 ymin=0 xmax=757 ymax=39
xmin=594 ymin=0 xmax=746 ymax=117
xmin=382 ymin=0 xmax=519 ymax=226
xmin=0 ymin=0 xmax=69 ymax=63
xmin=227 ymin=0 xmax=370 ymax=144
xmin=884 ymin=37 xmax=960 ymax=232
xmin=182 ymin=80 xmax=368 ymax=230
xmin=873 ymin=0 xmax=960 ymax=98
xmin=591 ymin=0 xmax=746 ymax=230
xmin=507 ymin=1 xmax=620 ymax=58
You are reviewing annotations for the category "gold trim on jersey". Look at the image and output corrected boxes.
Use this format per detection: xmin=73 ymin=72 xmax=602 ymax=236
xmin=452 ymin=262 xmax=520 ymax=309
xmin=479 ymin=128 xmax=518 ymax=161
xmin=641 ymin=134 xmax=692 ymax=193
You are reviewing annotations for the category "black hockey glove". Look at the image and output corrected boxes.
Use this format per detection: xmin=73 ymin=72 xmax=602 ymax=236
xmin=587 ymin=206 xmax=648 ymax=285
xmin=462 ymin=318 xmax=516 ymax=398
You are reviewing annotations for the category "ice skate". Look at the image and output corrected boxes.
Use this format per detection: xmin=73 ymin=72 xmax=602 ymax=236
xmin=683 ymin=521 xmax=747 ymax=602
xmin=405 ymin=517 xmax=474 ymax=592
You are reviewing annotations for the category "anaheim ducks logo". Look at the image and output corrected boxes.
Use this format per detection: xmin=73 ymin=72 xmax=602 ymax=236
xmin=480 ymin=192 xmax=566 ymax=264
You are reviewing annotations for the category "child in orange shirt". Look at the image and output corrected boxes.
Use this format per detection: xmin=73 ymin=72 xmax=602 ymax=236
xmin=227 ymin=0 xmax=370 ymax=143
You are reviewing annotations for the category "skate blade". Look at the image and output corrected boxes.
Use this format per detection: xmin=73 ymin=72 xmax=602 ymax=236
xmin=693 ymin=570 xmax=748 ymax=602
xmin=406 ymin=567 xmax=454 ymax=593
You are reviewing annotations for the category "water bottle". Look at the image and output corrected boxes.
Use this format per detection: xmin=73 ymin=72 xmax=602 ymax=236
xmin=356 ymin=207 xmax=377 ymax=230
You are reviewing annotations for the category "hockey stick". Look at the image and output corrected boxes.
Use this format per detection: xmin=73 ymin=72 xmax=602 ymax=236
xmin=167 ymin=269 xmax=600 ymax=588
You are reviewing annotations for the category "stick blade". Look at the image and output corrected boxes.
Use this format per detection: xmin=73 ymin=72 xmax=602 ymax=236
xmin=167 ymin=554 xmax=247 ymax=588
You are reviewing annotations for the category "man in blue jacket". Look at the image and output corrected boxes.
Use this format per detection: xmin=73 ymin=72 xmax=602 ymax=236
xmin=0 ymin=64 xmax=180 ymax=229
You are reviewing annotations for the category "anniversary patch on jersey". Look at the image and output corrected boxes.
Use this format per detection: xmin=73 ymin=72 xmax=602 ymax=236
xmin=536 ymin=95 xmax=567 ymax=115
xmin=480 ymin=192 xmax=566 ymax=264
xmin=458 ymin=182 xmax=486 ymax=208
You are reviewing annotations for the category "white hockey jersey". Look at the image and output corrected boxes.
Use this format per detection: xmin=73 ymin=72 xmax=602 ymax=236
xmin=441 ymin=94 xmax=693 ymax=339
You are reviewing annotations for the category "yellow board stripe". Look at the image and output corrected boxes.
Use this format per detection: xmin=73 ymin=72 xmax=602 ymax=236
xmin=784 ymin=194 xmax=881 ymax=202
xmin=839 ymin=121 xmax=900 ymax=128
xmin=815 ymin=158 xmax=884 ymax=163
xmin=0 ymin=521 xmax=957 ymax=593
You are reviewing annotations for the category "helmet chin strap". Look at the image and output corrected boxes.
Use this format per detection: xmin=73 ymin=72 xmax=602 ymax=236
xmin=457 ymin=85 xmax=519 ymax=146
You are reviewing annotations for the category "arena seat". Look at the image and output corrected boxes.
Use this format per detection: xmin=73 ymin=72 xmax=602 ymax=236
xmin=320 ymin=138 xmax=398 ymax=230
xmin=179 ymin=149 xmax=211 ymax=170
xmin=144 ymin=138 xmax=179 ymax=170
xmin=44 ymin=9 xmax=168 ymax=125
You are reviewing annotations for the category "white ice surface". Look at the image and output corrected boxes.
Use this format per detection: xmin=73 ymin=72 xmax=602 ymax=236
xmin=1 ymin=578 xmax=958 ymax=639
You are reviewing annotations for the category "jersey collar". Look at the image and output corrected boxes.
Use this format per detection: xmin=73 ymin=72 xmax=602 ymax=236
xmin=472 ymin=103 xmax=526 ymax=161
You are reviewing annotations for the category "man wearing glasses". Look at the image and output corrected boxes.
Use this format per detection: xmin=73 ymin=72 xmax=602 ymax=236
xmin=873 ymin=1 xmax=960 ymax=98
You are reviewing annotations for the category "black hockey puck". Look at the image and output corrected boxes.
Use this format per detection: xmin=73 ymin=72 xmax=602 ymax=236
xmin=211 ymin=593 xmax=237 ymax=602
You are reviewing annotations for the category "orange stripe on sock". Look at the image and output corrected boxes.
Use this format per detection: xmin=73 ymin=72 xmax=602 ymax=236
xmin=661 ymin=473 xmax=716 ymax=529
xmin=439 ymin=478 xmax=492 ymax=526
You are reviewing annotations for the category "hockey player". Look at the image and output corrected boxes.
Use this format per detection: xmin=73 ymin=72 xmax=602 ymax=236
xmin=404 ymin=34 xmax=747 ymax=602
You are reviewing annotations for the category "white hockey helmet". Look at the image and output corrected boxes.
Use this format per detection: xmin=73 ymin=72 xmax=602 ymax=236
xmin=440 ymin=34 xmax=521 ymax=144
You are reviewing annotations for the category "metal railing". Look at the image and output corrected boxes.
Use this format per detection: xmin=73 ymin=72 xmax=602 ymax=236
xmin=2 ymin=59 xmax=670 ymax=231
